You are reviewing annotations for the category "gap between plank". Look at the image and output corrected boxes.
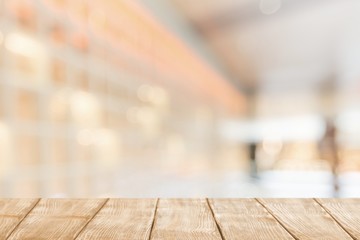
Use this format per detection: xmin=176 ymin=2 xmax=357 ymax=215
xmin=6 ymin=198 xmax=41 ymax=240
xmin=254 ymin=198 xmax=298 ymax=240
xmin=148 ymin=198 xmax=159 ymax=240
xmin=73 ymin=198 xmax=110 ymax=240
xmin=206 ymin=198 xmax=225 ymax=240
xmin=313 ymin=198 xmax=356 ymax=240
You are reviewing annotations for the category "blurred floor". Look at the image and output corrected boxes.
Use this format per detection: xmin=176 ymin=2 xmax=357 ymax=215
xmin=2 ymin=154 xmax=360 ymax=197
xmin=112 ymin=169 xmax=360 ymax=198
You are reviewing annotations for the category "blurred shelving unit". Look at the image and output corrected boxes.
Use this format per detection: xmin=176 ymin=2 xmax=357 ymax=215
xmin=0 ymin=0 xmax=245 ymax=197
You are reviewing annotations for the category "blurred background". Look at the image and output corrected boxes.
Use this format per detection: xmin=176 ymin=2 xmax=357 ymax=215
xmin=0 ymin=0 xmax=359 ymax=197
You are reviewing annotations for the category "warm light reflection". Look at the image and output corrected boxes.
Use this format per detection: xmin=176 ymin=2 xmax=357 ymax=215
xmin=5 ymin=32 xmax=44 ymax=57
xmin=70 ymin=91 xmax=102 ymax=127
xmin=5 ymin=31 xmax=49 ymax=84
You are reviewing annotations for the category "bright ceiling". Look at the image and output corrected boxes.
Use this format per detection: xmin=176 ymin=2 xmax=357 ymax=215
xmin=171 ymin=0 xmax=360 ymax=97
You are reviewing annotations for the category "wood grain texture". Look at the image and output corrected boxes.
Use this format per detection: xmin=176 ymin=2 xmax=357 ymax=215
xmin=150 ymin=199 xmax=222 ymax=240
xmin=76 ymin=198 xmax=157 ymax=240
xmin=316 ymin=198 xmax=360 ymax=239
xmin=258 ymin=198 xmax=353 ymax=240
xmin=0 ymin=199 xmax=39 ymax=239
xmin=7 ymin=198 xmax=107 ymax=240
xmin=209 ymin=198 xmax=294 ymax=240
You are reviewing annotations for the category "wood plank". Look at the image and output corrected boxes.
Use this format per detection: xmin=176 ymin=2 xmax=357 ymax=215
xmin=75 ymin=198 xmax=158 ymax=240
xmin=316 ymin=198 xmax=360 ymax=239
xmin=150 ymin=198 xmax=222 ymax=240
xmin=0 ymin=198 xmax=39 ymax=239
xmin=7 ymin=198 xmax=107 ymax=240
xmin=258 ymin=198 xmax=353 ymax=240
xmin=209 ymin=198 xmax=294 ymax=240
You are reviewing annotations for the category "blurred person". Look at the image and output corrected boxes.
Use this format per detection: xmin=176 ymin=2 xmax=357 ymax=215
xmin=248 ymin=141 xmax=258 ymax=179
xmin=318 ymin=118 xmax=340 ymax=197
xmin=247 ymin=90 xmax=258 ymax=179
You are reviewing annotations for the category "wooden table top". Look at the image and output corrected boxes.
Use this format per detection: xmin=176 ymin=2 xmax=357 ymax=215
xmin=0 ymin=198 xmax=359 ymax=239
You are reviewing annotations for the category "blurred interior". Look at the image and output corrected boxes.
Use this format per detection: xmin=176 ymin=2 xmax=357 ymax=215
xmin=0 ymin=0 xmax=360 ymax=197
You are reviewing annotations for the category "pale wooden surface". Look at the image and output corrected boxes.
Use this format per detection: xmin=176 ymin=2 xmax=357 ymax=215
xmin=209 ymin=199 xmax=294 ymax=240
xmin=316 ymin=198 xmax=360 ymax=239
xmin=258 ymin=198 xmax=353 ymax=240
xmin=0 ymin=198 xmax=359 ymax=239
xmin=7 ymin=199 xmax=107 ymax=240
xmin=0 ymin=198 xmax=39 ymax=239
xmin=150 ymin=199 xmax=222 ymax=240
xmin=76 ymin=199 xmax=157 ymax=240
